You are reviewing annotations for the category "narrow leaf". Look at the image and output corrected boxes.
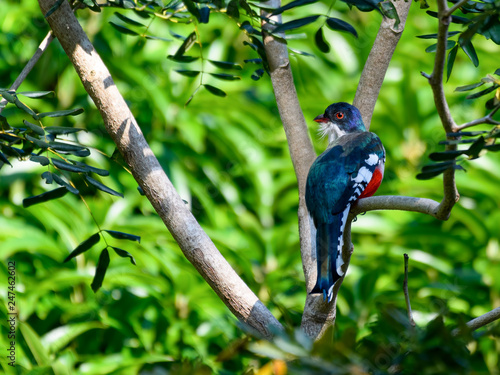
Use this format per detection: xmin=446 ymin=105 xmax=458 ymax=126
xmin=23 ymin=120 xmax=45 ymax=136
xmin=460 ymin=39 xmax=479 ymax=67
xmin=85 ymin=175 xmax=124 ymax=197
xmin=74 ymin=162 xmax=109 ymax=176
xmin=52 ymin=173 xmax=79 ymax=194
xmin=455 ymin=81 xmax=484 ymax=92
xmin=174 ymin=31 xmax=197 ymax=57
xmin=315 ymin=28 xmax=330 ymax=53
xmin=112 ymin=246 xmax=136 ymax=265
xmin=466 ymin=136 xmax=485 ymax=159
xmin=167 ymin=55 xmax=199 ymax=63
xmin=49 ymin=142 xmax=89 ymax=153
xmin=227 ymin=0 xmax=239 ymax=18
xmin=51 ymin=158 xmax=88 ymax=173
xmin=30 ymin=155 xmax=50 ymax=166
xmin=466 ymin=85 xmax=496 ymax=100
xmin=114 ymin=12 xmax=146 ymax=27
xmin=447 ymin=131 xmax=488 ymax=137
xmin=244 ymin=58 xmax=262 ymax=64
xmin=271 ymin=0 xmax=318 ymax=15
xmin=17 ymin=91 xmax=54 ymax=99
xmin=273 ymin=15 xmax=321 ymax=34
xmin=104 ymin=230 xmax=141 ymax=243
xmin=183 ymin=0 xmax=201 ymax=20
xmin=109 ymin=21 xmax=140 ymax=36
xmin=199 ymin=6 xmax=209 ymax=23
xmin=421 ymin=161 xmax=455 ymax=172
xmin=204 ymin=84 xmax=227 ymax=97
xmin=208 ymin=60 xmax=243 ymax=70
xmin=175 ymin=70 xmax=201 ymax=77
xmin=23 ymin=187 xmax=68 ymax=208
xmin=26 ymin=135 xmax=50 ymax=149
xmin=144 ymin=35 xmax=172 ymax=42
xmin=425 ymin=40 xmax=456 ymax=53
xmin=38 ymin=108 xmax=84 ymax=118
xmin=209 ymin=73 xmax=241 ymax=81
xmin=91 ymin=248 xmax=110 ymax=292
xmin=45 ymin=126 xmax=87 ymax=135
xmin=447 ymin=44 xmax=458 ymax=81
xmin=251 ymin=68 xmax=265 ymax=81
xmin=429 ymin=150 xmax=466 ymax=161
xmin=417 ymin=31 xmax=461 ymax=39
xmin=0 ymin=151 xmax=12 ymax=167
xmin=63 ymin=233 xmax=101 ymax=262
xmin=41 ymin=171 xmax=53 ymax=184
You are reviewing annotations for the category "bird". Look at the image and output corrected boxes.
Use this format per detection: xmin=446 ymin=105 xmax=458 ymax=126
xmin=305 ymin=102 xmax=385 ymax=302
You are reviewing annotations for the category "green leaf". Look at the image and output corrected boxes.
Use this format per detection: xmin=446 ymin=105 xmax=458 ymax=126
xmin=23 ymin=187 xmax=68 ymax=208
xmin=30 ymin=155 xmax=50 ymax=166
xmin=17 ymin=91 xmax=54 ymax=99
xmin=417 ymin=31 xmax=461 ymax=39
xmin=183 ymin=0 xmax=201 ymax=20
xmin=49 ymin=141 xmax=89 ymax=154
xmin=175 ymin=70 xmax=201 ymax=77
xmin=23 ymin=120 xmax=45 ymax=136
xmin=63 ymin=233 xmax=101 ymax=262
xmin=74 ymin=162 xmax=109 ymax=176
xmin=114 ymin=12 xmax=146 ymax=27
xmin=52 ymin=173 xmax=79 ymax=194
xmin=167 ymin=55 xmax=199 ymax=63
xmin=104 ymin=230 xmax=141 ymax=243
xmin=26 ymin=135 xmax=50 ymax=149
xmin=421 ymin=161 xmax=455 ymax=173
xmin=41 ymin=171 xmax=53 ymax=184
xmin=271 ymin=0 xmax=318 ymax=15
xmin=447 ymin=131 xmax=488 ymax=137
xmin=45 ymin=126 xmax=87 ymax=135
xmin=81 ymin=0 xmax=101 ymax=12
xmin=0 ymin=151 xmax=12 ymax=167
xmin=426 ymin=11 xmax=469 ymax=24
xmin=429 ymin=150 xmax=466 ymax=161
xmin=325 ymin=17 xmax=358 ymax=38
xmin=425 ymin=40 xmax=456 ymax=53
xmin=91 ymin=248 xmax=110 ymax=292
xmin=109 ymin=21 xmax=140 ymax=36
xmin=14 ymin=97 xmax=38 ymax=119
xmin=251 ymin=68 xmax=265 ymax=81
xmin=273 ymin=15 xmax=321 ymax=34
xmin=484 ymin=144 xmax=500 ymax=151
xmin=447 ymin=44 xmax=458 ymax=81
xmin=204 ymin=84 xmax=227 ymax=97
xmin=380 ymin=1 xmax=400 ymax=28
xmin=244 ymin=58 xmax=262 ymax=64
xmin=288 ymin=48 xmax=314 ymax=57
xmin=460 ymin=39 xmax=479 ymax=67
xmin=455 ymin=81 xmax=484 ymax=92
xmin=466 ymin=136 xmax=485 ymax=159
xmin=208 ymin=60 xmax=243 ymax=70
xmin=85 ymin=175 xmax=124 ymax=198
xmin=209 ymin=73 xmax=241 ymax=81
xmin=38 ymin=108 xmax=84 ymax=118
xmin=112 ymin=246 xmax=137 ymax=265
xmin=51 ymin=158 xmax=88 ymax=173
xmin=315 ymin=28 xmax=330 ymax=53
xmin=174 ymin=31 xmax=197 ymax=57
xmin=227 ymin=0 xmax=239 ymax=18
xmin=19 ymin=322 xmax=50 ymax=367
xmin=0 ymin=115 xmax=11 ymax=130
xmin=466 ymin=85 xmax=496 ymax=99
xmin=144 ymin=35 xmax=172 ymax=42
xmin=199 ymin=6 xmax=209 ymax=23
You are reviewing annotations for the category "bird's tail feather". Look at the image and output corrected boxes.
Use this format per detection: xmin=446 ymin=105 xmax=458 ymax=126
xmin=310 ymin=206 xmax=350 ymax=302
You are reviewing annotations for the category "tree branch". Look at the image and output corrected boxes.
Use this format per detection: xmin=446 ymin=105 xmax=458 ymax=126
xmin=353 ymin=0 xmax=412 ymax=129
xmin=38 ymin=0 xmax=282 ymax=339
xmin=455 ymin=104 xmax=500 ymax=131
xmin=423 ymin=0 xmax=460 ymax=220
xmin=444 ymin=0 xmax=469 ymax=17
xmin=352 ymin=195 xmax=440 ymax=217
xmin=452 ymin=307 xmax=500 ymax=337
xmin=0 ymin=31 xmax=54 ymax=114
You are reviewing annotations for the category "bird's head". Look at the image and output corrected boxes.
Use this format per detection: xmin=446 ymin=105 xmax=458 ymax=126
xmin=314 ymin=102 xmax=366 ymax=143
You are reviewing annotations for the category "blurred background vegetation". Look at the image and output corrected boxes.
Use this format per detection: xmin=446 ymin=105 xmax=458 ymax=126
xmin=1 ymin=0 xmax=499 ymax=373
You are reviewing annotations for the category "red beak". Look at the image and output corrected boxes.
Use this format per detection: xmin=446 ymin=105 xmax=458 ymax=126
xmin=314 ymin=114 xmax=328 ymax=123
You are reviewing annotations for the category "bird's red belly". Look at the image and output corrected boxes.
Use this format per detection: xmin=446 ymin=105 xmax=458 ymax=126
xmin=359 ymin=168 xmax=383 ymax=199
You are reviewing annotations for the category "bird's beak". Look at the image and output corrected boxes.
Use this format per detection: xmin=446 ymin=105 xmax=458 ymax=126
xmin=314 ymin=114 xmax=328 ymax=123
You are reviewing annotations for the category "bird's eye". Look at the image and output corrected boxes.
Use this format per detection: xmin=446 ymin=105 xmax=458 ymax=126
xmin=335 ymin=112 xmax=344 ymax=120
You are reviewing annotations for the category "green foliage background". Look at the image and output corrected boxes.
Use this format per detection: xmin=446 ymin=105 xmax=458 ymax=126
xmin=1 ymin=0 xmax=499 ymax=373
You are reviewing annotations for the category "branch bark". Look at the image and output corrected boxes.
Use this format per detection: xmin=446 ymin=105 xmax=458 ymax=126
xmin=353 ymin=0 xmax=413 ymax=129
xmin=452 ymin=307 xmax=500 ymax=337
xmin=38 ymin=0 xmax=282 ymax=339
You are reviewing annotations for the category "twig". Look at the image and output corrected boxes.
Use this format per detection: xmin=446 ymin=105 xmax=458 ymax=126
xmin=455 ymin=105 xmax=500 ymax=131
xmin=353 ymin=0 xmax=412 ymax=129
xmin=0 ymin=31 xmax=54 ymax=114
xmin=403 ymin=254 xmax=416 ymax=327
xmin=452 ymin=307 xmax=500 ymax=337
xmin=38 ymin=0 xmax=282 ymax=339
xmin=444 ymin=0 xmax=470 ymax=17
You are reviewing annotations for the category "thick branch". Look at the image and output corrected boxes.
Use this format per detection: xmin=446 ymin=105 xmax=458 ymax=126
xmin=353 ymin=0 xmax=412 ymax=129
xmin=352 ymin=195 xmax=440 ymax=217
xmin=452 ymin=307 xmax=500 ymax=337
xmin=38 ymin=0 xmax=281 ymax=338
xmin=0 ymin=31 xmax=54 ymax=114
